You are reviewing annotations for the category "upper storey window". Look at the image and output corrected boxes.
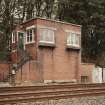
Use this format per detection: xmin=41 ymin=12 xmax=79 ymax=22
xmin=26 ymin=29 xmax=34 ymax=44
xmin=39 ymin=28 xmax=55 ymax=45
xmin=67 ymin=32 xmax=80 ymax=48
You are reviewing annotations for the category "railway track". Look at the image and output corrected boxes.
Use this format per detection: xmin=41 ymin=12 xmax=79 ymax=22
xmin=0 ymin=83 xmax=105 ymax=104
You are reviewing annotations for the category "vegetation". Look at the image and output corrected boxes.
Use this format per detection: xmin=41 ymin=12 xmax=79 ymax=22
xmin=57 ymin=0 xmax=105 ymax=66
xmin=0 ymin=0 xmax=105 ymax=66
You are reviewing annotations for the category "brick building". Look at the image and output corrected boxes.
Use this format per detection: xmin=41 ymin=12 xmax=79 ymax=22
xmin=79 ymin=63 xmax=95 ymax=83
xmin=10 ymin=17 xmax=82 ymax=84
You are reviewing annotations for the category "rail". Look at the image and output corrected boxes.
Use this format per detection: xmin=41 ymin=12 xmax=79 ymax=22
xmin=0 ymin=83 xmax=105 ymax=104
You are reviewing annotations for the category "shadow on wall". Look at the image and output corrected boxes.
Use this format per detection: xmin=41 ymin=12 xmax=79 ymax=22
xmin=15 ymin=60 xmax=43 ymax=85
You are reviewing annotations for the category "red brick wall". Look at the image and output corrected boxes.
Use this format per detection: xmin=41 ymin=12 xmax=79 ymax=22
xmin=79 ymin=63 xmax=95 ymax=83
xmin=11 ymin=51 xmax=17 ymax=63
xmin=25 ymin=43 xmax=37 ymax=60
xmin=0 ymin=63 xmax=10 ymax=81
xmin=11 ymin=18 xmax=82 ymax=83
xmin=15 ymin=60 xmax=42 ymax=84
xmin=36 ymin=19 xmax=81 ymax=82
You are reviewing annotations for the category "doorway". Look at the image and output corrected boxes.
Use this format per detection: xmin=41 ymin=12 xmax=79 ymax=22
xmin=18 ymin=32 xmax=25 ymax=50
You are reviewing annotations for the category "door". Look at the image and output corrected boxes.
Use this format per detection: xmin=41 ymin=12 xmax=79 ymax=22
xmin=18 ymin=32 xmax=25 ymax=50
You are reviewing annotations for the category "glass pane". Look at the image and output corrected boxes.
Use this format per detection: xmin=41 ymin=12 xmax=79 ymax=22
xmin=27 ymin=31 xmax=29 ymax=42
xmin=30 ymin=30 xmax=32 ymax=34
xmin=30 ymin=34 xmax=32 ymax=41
xmin=50 ymin=30 xmax=54 ymax=42
xmin=73 ymin=33 xmax=76 ymax=45
xmin=40 ymin=29 xmax=54 ymax=43
xmin=71 ymin=33 xmax=74 ymax=44
xmin=27 ymin=36 xmax=30 ymax=42
xmin=47 ymin=30 xmax=49 ymax=41
xmin=26 ymin=29 xmax=33 ymax=42
xmin=67 ymin=34 xmax=71 ymax=44
xmin=76 ymin=34 xmax=79 ymax=45
xmin=46 ymin=30 xmax=49 ymax=41
xmin=43 ymin=30 xmax=47 ymax=41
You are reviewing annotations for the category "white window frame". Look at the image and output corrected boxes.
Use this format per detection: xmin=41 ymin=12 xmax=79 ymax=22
xmin=26 ymin=28 xmax=35 ymax=44
xmin=26 ymin=25 xmax=36 ymax=30
xmin=67 ymin=32 xmax=80 ymax=47
xmin=12 ymin=32 xmax=16 ymax=43
xmin=39 ymin=28 xmax=55 ymax=44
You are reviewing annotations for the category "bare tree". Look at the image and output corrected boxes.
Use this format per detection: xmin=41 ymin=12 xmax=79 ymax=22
xmin=0 ymin=0 xmax=17 ymax=51
xmin=0 ymin=0 xmax=58 ymax=51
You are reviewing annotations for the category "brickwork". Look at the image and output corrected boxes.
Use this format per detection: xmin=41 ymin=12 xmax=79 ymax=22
xmin=11 ymin=18 xmax=85 ymax=83
xmin=0 ymin=18 xmax=96 ymax=84
xmin=36 ymin=19 xmax=81 ymax=82
xmin=79 ymin=63 xmax=95 ymax=83
xmin=11 ymin=51 xmax=17 ymax=63
xmin=0 ymin=63 xmax=10 ymax=81
xmin=25 ymin=43 xmax=37 ymax=60
xmin=15 ymin=60 xmax=43 ymax=84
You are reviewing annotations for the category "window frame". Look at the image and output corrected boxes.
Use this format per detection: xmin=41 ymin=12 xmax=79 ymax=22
xmin=12 ymin=31 xmax=16 ymax=43
xmin=39 ymin=28 xmax=55 ymax=44
xmin=26 ymin=28 xmax=35 ymax=44
xmin=67 ymin=32 xmax=80 ymax=47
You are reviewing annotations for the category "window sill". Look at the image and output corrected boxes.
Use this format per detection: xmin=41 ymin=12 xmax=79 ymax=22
xmin=66 ymin=45 xmax=80 ymax=50
xmin=25 ymin=41 xmax=35 ymax=45
xmin=39 ymin=42 xmax=55 ymax=47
